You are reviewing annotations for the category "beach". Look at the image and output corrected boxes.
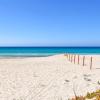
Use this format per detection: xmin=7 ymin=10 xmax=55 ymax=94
xmin=0 ymin=54 xmax=100 ymax=100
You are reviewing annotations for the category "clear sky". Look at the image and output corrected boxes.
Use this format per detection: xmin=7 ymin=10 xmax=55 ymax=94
xmin=0 ymin=0 xmax=100 ymax=46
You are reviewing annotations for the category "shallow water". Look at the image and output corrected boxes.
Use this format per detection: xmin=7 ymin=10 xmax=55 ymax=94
xmin=0 ymin=47 xmax=100 ymax=57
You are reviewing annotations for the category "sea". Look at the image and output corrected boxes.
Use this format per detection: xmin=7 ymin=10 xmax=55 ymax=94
xmin=0 ymin=47 xmax=100 ymax=57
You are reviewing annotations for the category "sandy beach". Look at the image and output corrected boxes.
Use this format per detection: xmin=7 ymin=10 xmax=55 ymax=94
xmin=0 ymin=54 xmax=100 ymax=100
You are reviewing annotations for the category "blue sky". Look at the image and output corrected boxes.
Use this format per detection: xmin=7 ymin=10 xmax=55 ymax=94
xmin=0 ymin=0 xmax=100 ymax=46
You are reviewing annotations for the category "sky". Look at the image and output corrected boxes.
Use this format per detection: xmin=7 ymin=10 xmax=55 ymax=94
xmin=0 ymin=0 xmax=100 ymax=46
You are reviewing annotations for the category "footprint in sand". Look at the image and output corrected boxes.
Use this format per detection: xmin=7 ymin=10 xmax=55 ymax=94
xmin=83 ymin=74 xmax=92 ymax=82
xmin=65 ymin=80 xmax=70 ymax=83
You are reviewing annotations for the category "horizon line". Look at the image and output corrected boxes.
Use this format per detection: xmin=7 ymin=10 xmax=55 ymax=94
xmin=0 ymin=46 xmax=100 ymax=48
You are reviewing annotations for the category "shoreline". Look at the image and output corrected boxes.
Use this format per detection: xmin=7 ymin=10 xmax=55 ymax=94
xmin=0 ymin=53 xmax=100 ymax=57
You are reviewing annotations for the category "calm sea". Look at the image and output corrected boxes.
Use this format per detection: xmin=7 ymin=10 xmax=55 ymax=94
xmin=0 ymin=47 xmax=100 ymax=57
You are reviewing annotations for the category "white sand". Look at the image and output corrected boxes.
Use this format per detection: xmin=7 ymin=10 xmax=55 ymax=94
xmin=0 ymin=54 xmax=100 ymax=100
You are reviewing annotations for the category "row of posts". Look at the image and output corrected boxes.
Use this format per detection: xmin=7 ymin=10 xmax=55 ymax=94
xmin=64 ymin=54 xmax=93 ymax=70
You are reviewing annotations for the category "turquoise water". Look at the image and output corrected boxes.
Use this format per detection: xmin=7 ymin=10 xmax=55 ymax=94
xmin=0 ymin=47 xmax=100 ymax=57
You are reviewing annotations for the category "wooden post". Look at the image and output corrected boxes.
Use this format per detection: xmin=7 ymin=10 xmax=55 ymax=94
xmin=78 ymin=55 xmax=80 ymax=65
xmin=74 ymin=55 xmax=76 ymax=64
xmin=66 ymin=53 xmax=68 ymax=58
xmin=69 ymin=54 xmax=70 ymax=61
xmin=90 ymin=57 xmax=92 ymax=70
xmin=83 ymin=56 xmax=85 ymax=66
xmin=67 ymin=54 xmax=68 ymax=60
xmin=71 ymin=54 xmax=73 ymax=62
xmin=68 ymin=54 xmax=69 ymax=61
xmin=67 ymin=54 xmax=68 ymax=59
